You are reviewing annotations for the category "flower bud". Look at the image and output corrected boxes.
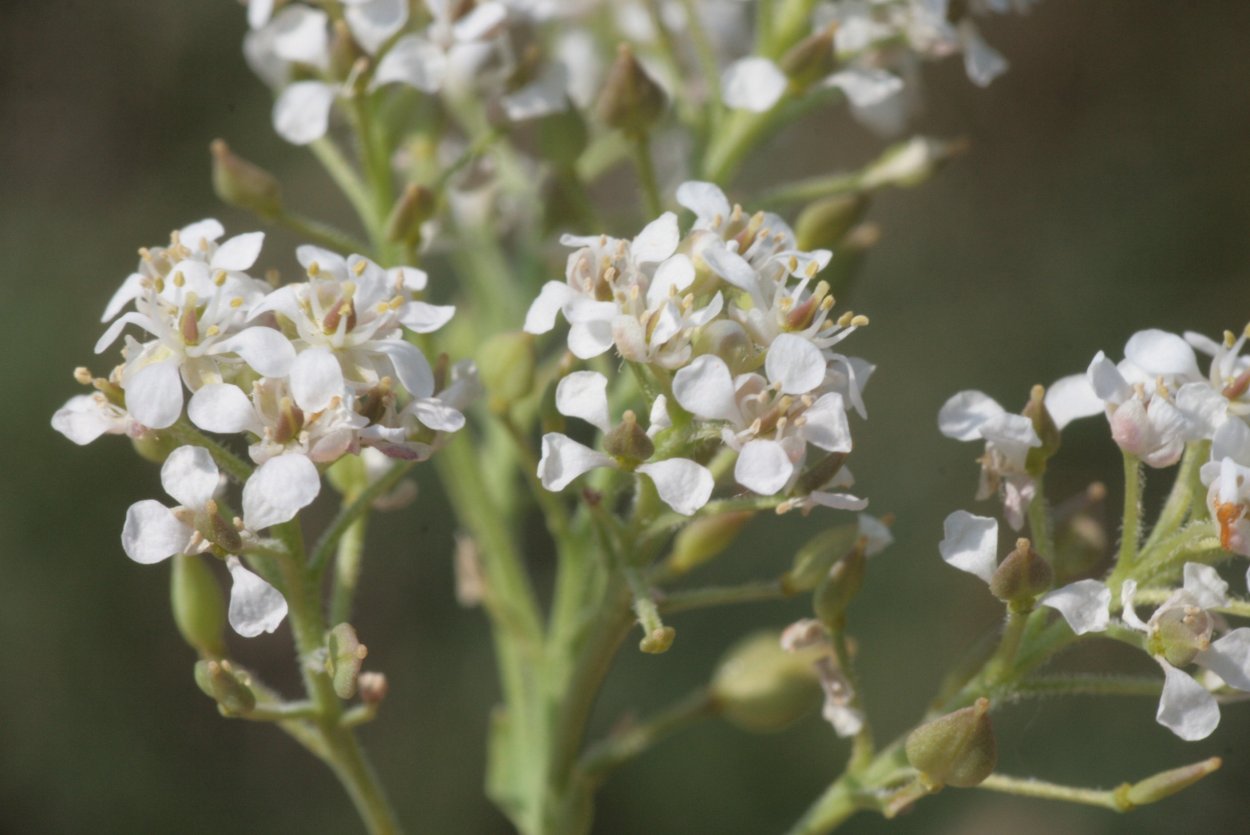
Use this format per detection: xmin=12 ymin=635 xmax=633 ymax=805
xmin=782 ymin=524 xmax=860 ymax=593
xmin=710 ymin=631 xmax=821 ymax=732
xmin=666 ymin=511 xmax=754 ymax=576
xmin=171 ymin=554 xmax=227 ymax=658
xmin=905 ymin=698 xmax=997 ymax=789
xmin=796 ymin=451 xmax=849 ymax=495
xmin=1023 ymin=384 xmax=1061 ymax=477
xmin=477 ymin=331 xmax=537 ymax=409
xmin=1121 ymin=757 xmax=1222 ymax=808
xmin=194 ymin=659 xmax=256 ymax=716
xmin=605 ymin=410 xmax=654 ymax=466
xmin=385 ymin=184 xmax=437 ymax=248
xmin=861 ymin=137 xmax=969 ymax=191
xmin=640 ymin=626 xmax=676 ymax=654
xmin=779 ymin=27 xmax=837 ymax=88
xmin=358 ymin=671 xmax=389 ymax=706
xmin=691 ymin=320 xmax=757 ymax=375
xmin=814 ymin=548 xmax=866 ymax=629
xmin=989 ymin=538 xmax=1052 ymax=607
xmin=1150 ymin=605 xmax=1214 ymax=667
xmin=596 ymin=44 xmax=666 ymax=135
xmin=326 ymin=623 xmax=369 ymax=700
xmin=210 ymin=140 xmax=282 ymax=219
xmin=794 ymin=194 xmax=869 ymax=252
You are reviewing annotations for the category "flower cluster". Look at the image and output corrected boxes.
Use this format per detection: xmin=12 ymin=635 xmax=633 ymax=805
xmin=528 ymin=182 xmax=872 ymax=516
xmin=52 ymin=220 xmax=467 ymax=636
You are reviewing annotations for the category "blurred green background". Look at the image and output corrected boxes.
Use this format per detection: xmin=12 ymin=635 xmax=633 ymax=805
xmin=4 ymin=1 xmax=1250 ymax=832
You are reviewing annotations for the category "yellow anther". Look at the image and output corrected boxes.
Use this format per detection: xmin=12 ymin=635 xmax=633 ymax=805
xmin=308 ymin=261 xmax=321 ymax=277
xmin=213 ymin=270 xmax=227 ymax=286
xmin=851 ymin=314 xmax=869 ymax=327
xmin=1243 ymin=323 xmax=1250 ymax=339
xmin=352 ymin=259 xmax=368 ymax=276
xmin=73 ymin=367 xmax=93 ymax=385
xmin=205 ymin=325 xmax=221 ymax=337
xmin=793 ymin=415 xmax=808 ymax=427
xmin=775 ymin=416 xmax=788 ymax=432
xmin=233 ymin=516 xmax=245 ymax=531
xmin=1224 ymin=330 xmax=1236 ymax=347
xmin=712 ymin=213 xmax=724 ymax=228
xmin=778 ymin=297 xmax=795 ymax=313
xmin=837 ymin=311 xmax=855 ymax=327
xmin=229 ymin=297 xmax=244 ymax=308
xmin=388 ymin=295 xmax=404 ymax=310
xmin=800 ymin=394 xmax=815 ymax=407
xmin=805 ymin=262 xmax=819 ymax=278
xmin=820 ymin=297 xmax=835 ymax=311
xmin=172 ymin=271 xmax=185 ymax=288
xmin=748 ymin=418 xmax=763 ymax=435
xmin=138 ymin=247 xmax=152 ymax=261
xmin=788 ymin=255 xmax=799 ymax=272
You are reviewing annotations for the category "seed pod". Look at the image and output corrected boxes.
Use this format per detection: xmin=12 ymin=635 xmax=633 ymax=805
xmin=1123 ymin=757 xmax=1222 ymax=808
xmin=210 ymin=140 xmax=282 ymax=219
xmin=604 ymin=411 xmax=654 ymax=466
xmin=171 ymin=554 xmax=227 ymax=658
xmin=597 ymin=44 xmax=666 ymax=135
xmin=989 ymin=537 xmax=1052 ymax=606
xmin=1023 ymin=384 xmax=1061 ymax=477
xmin=193 ymin=659 xmax=256 ymax=716
xmin=779 ymin=27 xmax=837 ymax=88
xmin=905 ymin=698 xmax=997 ymax=789
xmin=666 ymin=511 xmax=754 ymax=576
xmin=710 ymin=631 xmax=821 ymax=732
xmin=326 ymin=623 xmax=369 ymax=700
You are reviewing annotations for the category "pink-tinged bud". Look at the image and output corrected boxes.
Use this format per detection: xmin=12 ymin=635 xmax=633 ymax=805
xmin=905 ymin=698 xmax=997 ymax=789
xmin=358 ymin=672 xmax=389 ymax=706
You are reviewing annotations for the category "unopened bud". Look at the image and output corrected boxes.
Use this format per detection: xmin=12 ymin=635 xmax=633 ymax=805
xmin=779 ymin=27 xmax=837 ymax=88
xmin=605 ymin=410 xmax=654 ymax=465
xmin=1023 ymin=384 xmax=1061 ymax=477
xmin=796 ymin=451 xmax=849 ymax=495
xmin=477 ymin=331 xmax=536 ymax=409
xmin=666 ymin=511 xmax=754 ymax=576
xmin=1121 ymin=757 xmax=1222 ymax=808
xmin=597 ymin=44 xmax=666 ymax=135
xmin=691 ymin=319 xmax=757 ymax=375
xmin=640 ymin=625 xmax=676 ymax=654
xmin=326 ymin=623 xmax=369 ymax=700
xmin=210 ymin=140 xmax=282 ymax=219
xmin=358 ymin=671 xmax=389 ymax=706
xmin=795 ymin=194 xmax=869 ymax=252
xmin=860 ymin=137 xmax=968 ymax=191
xmin=989 ymin=538 xmax=1052 ymax=607
xmin=1151 ymin=605 xmax=1214 ymax=667
xmin=194 ymin=659 xmax=256 ymax=716
xmin=783 ymin=524 xmax=860 ymax=593
xmin=710 ymin=631 xmax=821 ymax=732
xmin=815 ymin=548 xmax=866 ymax=628
xmin=385 ymin=184 xmax=437 ymax=247
xmin=171 ymin=554 xmax=227 ymax=658
xmin=905 ymin=698 xmax=997 ymax=789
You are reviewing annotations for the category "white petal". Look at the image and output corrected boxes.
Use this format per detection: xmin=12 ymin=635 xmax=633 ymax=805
xmin=248 ymin=0 xmax=275 ymax=29
xmin=1039 ymin=580 xmax=1111 ymax=635
xmin=827 ymin=68 xmax=904 ymax=108
xmin=1044 ymin=374 xmax=1104 ymax=430
xmin=411 ymin=398 xmax=465 ymax=432
xmin=373 ymin=35 xmax=446 ymax=92
xmin=179 ymin=219 xmax=225 ymax=249
xmin=646 ymin=255 xmax=695 ymax=307
xmin=453 ymin=2 xmax=506 ymax=41
xmin=126 ymin=360 xmax=184 ymax=429
xmin=1182 ymin=562 xmax=1228 ymax=610
xmin=631 ymin=212 xmax=680 ymax=264
xmin=101 ymin=273 xmax=146 ymax=322
xmin=537 ymin=433 xmax=614 ymax=491
xmin=555 ymin=371 xmax=612 ymax=434
xmin=211 ymin=232 xmax=265 ymax=272
xmin=227 ymin=557 xmax=289 ymax=637
xmin=937 ymin=390 xmax=1004 ymax=441
xmin=374 ymin=340 xmax=435 ymax=398
xmin=1087 ymin=351 xmax=1131 ymax=403
xmin=1125 ymin=329 xmax=1200 ymax=379
xmin=270 ymin=6 xmax=329 ymax=66
xmin=801 ymin=393 xmax=852 ymax=452
xmin=1157 ymin=662 xmax=1220 ymax=741
xmin=672 ymin=355 xmax=740 ymax=423
xmin=647 ymin=394 xmax=672 ymax=437
xmin=959 ymin=21 xmax=1008 ymax=87
xmin=51 ymin=395 xmax=122 ymax=445
xmin=523 ymin=281 xmax=576 ymax=334
xmin=567 ymin=318 xmax=615 ymax=360
xmin=189 ymin=384 xmax=261 ymax=435
xmin=734 ymin=439 xmax=794 ymax=496
xmin=345 ymin=0 xmax=408 ymax=54
xmin=765 ymin=334 xmax=826 ymax=395
xmin=638 ymin=459 xmax=714 ymax=516
xmin=273 ymin=81 xmax=336 ymax=145
xmin=399 ymin=302 xmax=456 ymax=333
xmin=1120 ymin=579 xmax=1147 ymax=631
xmin=978 ymin=412 xmax=1041 ymax=448
xmin=938 ymin=510 xmax=998 ymax=583
xmin=121 ymin=500 xmax=192 ymax=564
xmin=161 ymin=445 xmax=220 ymax=509
xmin=676 ymin=181 xmax=731 ymax=225
xmin=242 ymin=454 xmax=321 ymax=530
xmin=721 ymin=57 xmax=787 ymax=112
xmin=290 ymin=347 xmax=345 ymax=413
xmin=501 ymin=63 xmax=569 ymax=121
xmin=858 ymin=514 xmax=893 ymax=555
xmin=211 ymin=326 xmax=296 ymax=377
xmin=807 ymin=491 xmax=869 ymax=511
xmin=700 ymin=242 xmax=759 ymax=293
xmin=1197 ymin=629 xmax=1250 ymax=692
xmin=94 ymin=311 xmax=157 ymax=354
xmin=1211 ymin=418 xmax=1250 ymax=464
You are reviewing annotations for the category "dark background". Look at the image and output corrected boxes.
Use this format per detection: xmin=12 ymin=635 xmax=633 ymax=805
xmin=4 ymin=1 xmax=1250 ymax=832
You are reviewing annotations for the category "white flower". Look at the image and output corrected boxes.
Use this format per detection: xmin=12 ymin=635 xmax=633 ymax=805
xmin=52 ymin=392 xmax=139 ymax=446
xmin=1200 ymin=419 xmax=1250 ymax=555
xmin=938 ymin=510 xmax=999 ymax=582
xmin=226 ymin=556 xmax=289 ymax=637
xmin=536 ymin=371 xmax=714 ymax=515
xmin=721 ymin=57 xmax=788 ymax=112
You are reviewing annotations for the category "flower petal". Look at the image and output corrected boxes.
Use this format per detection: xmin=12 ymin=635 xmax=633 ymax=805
xmin=538 ymin=433 xmax=614 ymax=491
xmin=189 ymin=384 xmax=261 ymax=435
xmin=211 ymin=326 xmax=296 ymax=378
xmin=374 ymin=339 xmax=435 ymax=399
xmin=290 ymin=347 xmax=345 ymax=413
xmin=631 ymin=212 xmax=680 ymax=264
xmin=121 ymin=500 xmax=192 ymax=564
xmin=399 ymin=302 xmax=456 ymax=334
xmin=1039 ymin=579 xmax=1111 ymax=635
xmin=344 ymin=0 xmax=409 ymax=54
xmin=555 ymin=371 xmax=612 ymax=434
xmin=1197 ymin=628 xmax=1250 ymax=692
xmin=938 ymin=510 xmax=998 ymax=583
xmin=1043 ymin=374 xmax=1104 ymax=430
xmin=765 ymin=334 xmax=826 ymax=395
xmin=524 ymin=281 xmax=575 ymax=334
xmin=211 ymin=232 xmax=265 ymax=272
xmin=161 ymin=445 xmax=220 ymax=509
xmin=1087 ymin=351 xmax=1131 ymax=403
xmin=1125 ymin=329 xmax=1200 ymax=379
xmin=125 ymin=360 xmax=184 ymax=430
xmin=721 ymin=57 xmax=787 ymax=112
xmin=273 ymin=80 xmax=336 ymax=145
xmin=242 ymin=454 xmax=321 ymax=530
xmin=672 ymin=355 xmax=741 ymax=423
xmin=637 ymin=458 xmax=714 ymax=516
xmin=801 ymin=392 xmax=852 ymax=452
xmin=937 ymin=390 xmax=1004 ymax=441
xmin=827 ymin=68 xmax=904 ymax=108
xmin=227 ymin=557 xmax=289 ymax=637
xmin=1156 ymin=662 xmax=1219 ymax=741
xmin=676 ymin=181 xmax=731 ymax=225
xmin=1182 ymin=562 xmax=1228 ymax=610
xmin=373 ymin=35 xmax=446 ymax=92
xmin=734 ymin=439 xmax=794 ymax=496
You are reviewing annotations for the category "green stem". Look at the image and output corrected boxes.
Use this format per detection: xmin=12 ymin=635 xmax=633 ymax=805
xmin=309 ymin=461 xmax=417 ymax=573
xmin=658 ymin=579 xmax=790 ymax=614
xmin=784 ymin=780 xmax=861 ymax=835
xmin=1012 ymin=674 xmax=1162 ymax=699
xmin=678 ymin=0 xmax=723 ymax=112
xmin=580 ymin=688 xmax=715 ymax=780
xmin=1118 ymin=453 xmax=1143 ymax=569
xmin=1143 ymin=441 xmax=1209 ymax=552
xmin=976 ymin=774 xmax=1126 ymax=811
xmin=274 ymin=210 xmax=370 ymax=255
xmin=1027 ymin=485 xmax=1054 ymax=564
xmin=756 ymin=170 xmax=862 ymax=210
xmin=310 ymin=137 xmax=375 ymax=234
xmin=631 ymin=132 xmax=663 ymax=217
xmin=329 ymin=516 xmax=367 ymax=626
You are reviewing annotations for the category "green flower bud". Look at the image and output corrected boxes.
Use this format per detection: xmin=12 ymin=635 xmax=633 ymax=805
xmin=640 ymin=626 xmax=676 ymax=654
xmin=779 ymin=27 xmax=837 ymax=89
xmin=820 ymin=223 xmax=879 ymax=299
xmin=385 ymin=184 xmax=437 ymax=248
xmin=988 ymin=537 xmax=1052 ymax=607
xmin=782 ymin=524 xmax=860 ymax=593
xmin=171 ymin=554 xmax=227 ymax=658
xmin=604 ymin=410 xmax=654 ymax=466
xmin=596 ymin=44 xmax=666 ymax=135
xmin=666 ymin=511 xmax=754 ymax=576
xmin=692 ymin=320 xmax=758 ymax=375
xmin=326 ymin=623 xmax=369 ymax=700
xmin=1121 ymin=757 xmax=1222 ymax=808
xmin=477 ymin=331 xmax=537 ymax=409
xmin=710 ymin=631 xmax=821 ymax=732
xmin=860 ymin=137 xmax=968 ymax=191
xmin=193 ymin=659 xmax=256 ymax=716
xmin=1023 ymin=384 xmax=1062 ymax=477
xmin=814 ymin=548 xmax=866 ymax=629
xmin=905 ymin=698 xmax=997 ymax=789
xmin=1150 ymin=605 xmax=1214 ymax=668
xmin=794 ymin=194 xmax=869 ymax=252
xmin=210 ymin=139 xmax=282 ymax=220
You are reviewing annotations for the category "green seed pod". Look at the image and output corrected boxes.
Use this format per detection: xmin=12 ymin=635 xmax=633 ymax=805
xmin=604 ymin=411 xmax=654 ymax=466
xmin=171 ymin=554 xmax=227 ymax=658
xmin=640 ymin=626 xmax=676 ymax=654
xmin=779 ymin=27 xmax=836 ymax=88
xmin=210 ymin=140 xmax=282 ymax=220
xmin=1123 ymin=757 xmax=1222 ymax=808
xmin=666 ymin=511 xmax=754 ymax=576
xmin=596 ymin=44 xmax=666 ymax=135
xmin=905 ymin=697 xmax=997 ymax=789
xmin=710 ymin=631 xmax=821 ymax=732
xmin=385 ymin=184 xmax=437 ymax=248
xmin=478 ymin=331 xmax=537 ymax=409
xmin=782 ymin=524 xmax=860 ymax=593
xmin=193 ymin=659 xmax=256 ymax=716
xmin=1151 ymin=605 xmax=1215 ymax=668
xmin=326 ymin=623 xmax=369 ymax=700
xmin=988 ymin=537 xmax=1052 ymax=607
